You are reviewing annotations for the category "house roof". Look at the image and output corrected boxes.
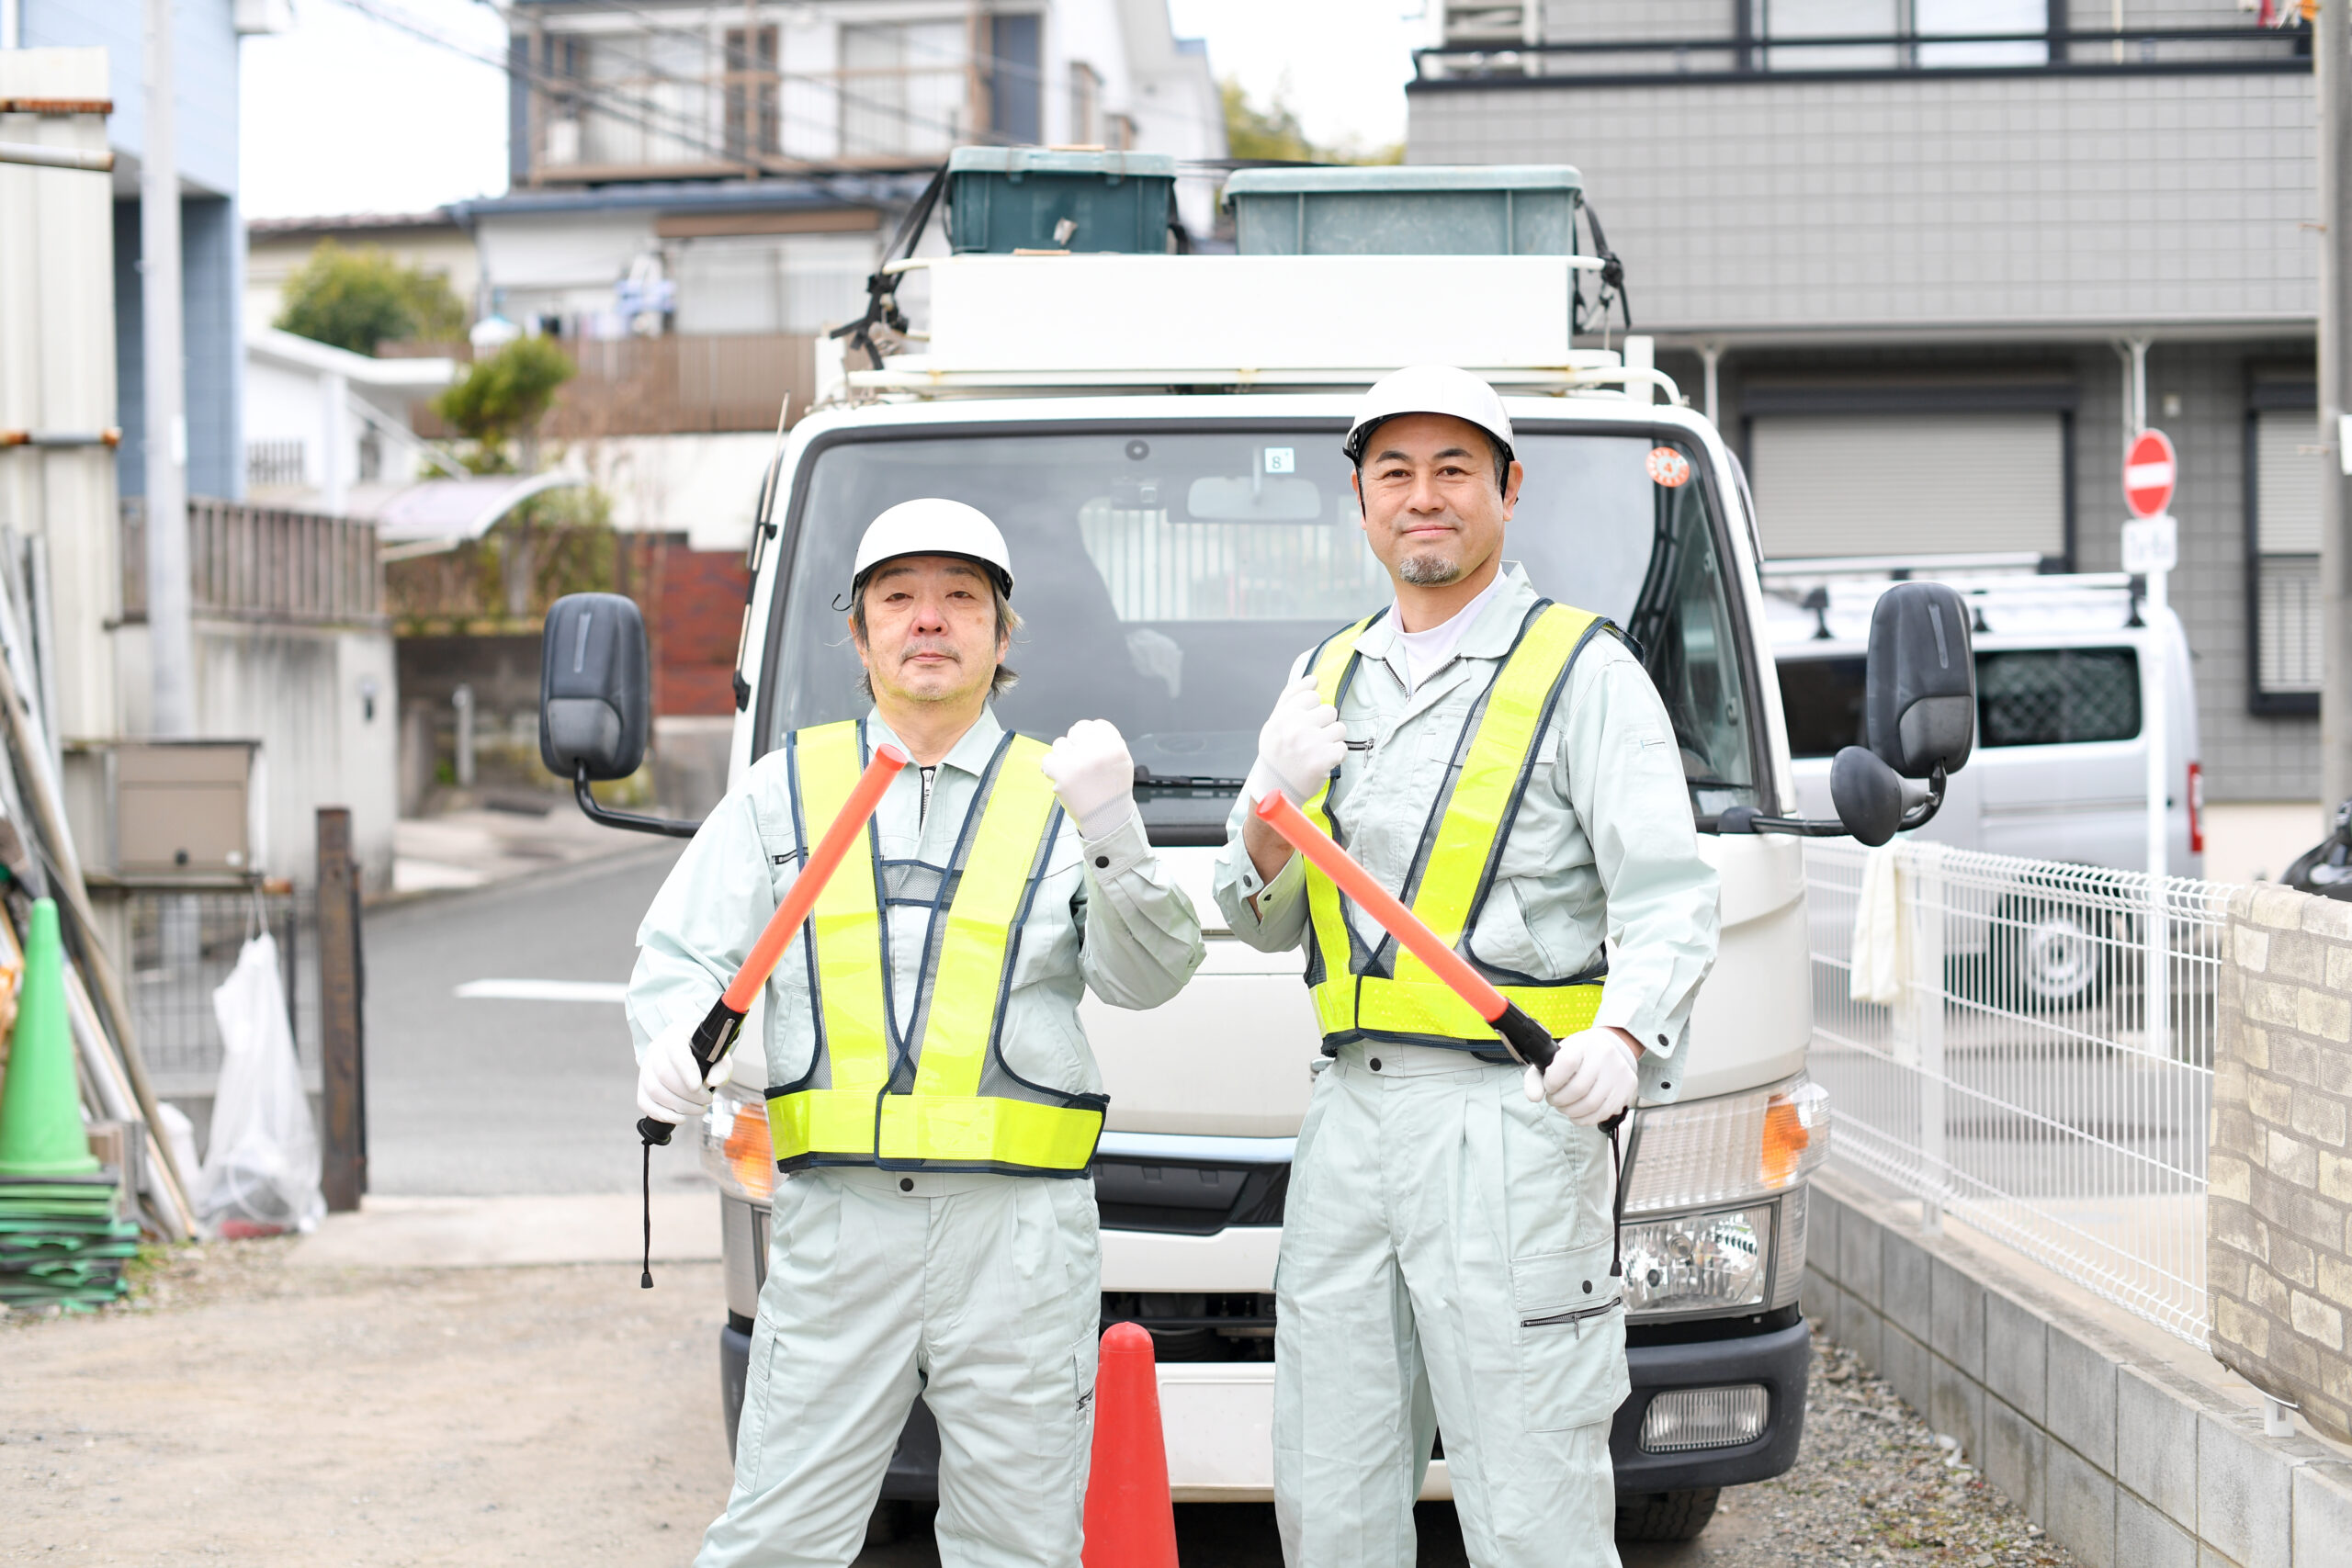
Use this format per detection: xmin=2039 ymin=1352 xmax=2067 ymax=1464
xmin=246 ymin=328 xmax=458 ymax=389
xmin=446 ymin=173 xmax=934 ymax=227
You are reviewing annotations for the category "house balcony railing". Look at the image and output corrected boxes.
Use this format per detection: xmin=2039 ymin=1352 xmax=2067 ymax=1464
xmin=120 ymin=499 xmax=385 ymax=627
xmin=1413 ymin=24 xmax=2313 ymax=86
xmin=413 ymin=333 xmax=819 ymax=443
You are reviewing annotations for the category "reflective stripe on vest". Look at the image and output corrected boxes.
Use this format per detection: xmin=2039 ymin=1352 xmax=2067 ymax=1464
xmin=1301 ymin=601 xmax=1611 ymax=1051
xmin=765 ymin=719 xmax=1106 ymax=1174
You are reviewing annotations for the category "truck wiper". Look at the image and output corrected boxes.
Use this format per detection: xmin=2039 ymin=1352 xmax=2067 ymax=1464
xmin=1133 ymin=767 xmax=1250 ymax=791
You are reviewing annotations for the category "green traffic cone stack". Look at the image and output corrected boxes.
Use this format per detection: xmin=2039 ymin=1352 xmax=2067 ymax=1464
xmin=0 ymin=899 xmax=138 ymax=1308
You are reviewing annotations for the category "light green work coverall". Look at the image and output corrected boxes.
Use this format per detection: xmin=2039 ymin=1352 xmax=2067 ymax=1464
xmin=1214 ymin=566 xmax=1720 ymax=1568
xmin=628 ymin=707 xmax=1204 ymax=1568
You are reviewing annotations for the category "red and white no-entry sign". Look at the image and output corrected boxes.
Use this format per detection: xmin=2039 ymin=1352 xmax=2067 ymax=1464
xmin=2124 ymin=429 xmax=2177 ymax=518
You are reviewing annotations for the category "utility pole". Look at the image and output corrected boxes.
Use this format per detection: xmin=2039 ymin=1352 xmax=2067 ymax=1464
xmin=141 ymin=0 xmax=195 ymax=738
xmin=2322 ymin=0 xmax=2352 ymax=817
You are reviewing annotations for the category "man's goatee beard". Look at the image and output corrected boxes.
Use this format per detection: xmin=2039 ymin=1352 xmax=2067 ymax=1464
xmin=1399 ymin=554 xmax=1462 ymax=586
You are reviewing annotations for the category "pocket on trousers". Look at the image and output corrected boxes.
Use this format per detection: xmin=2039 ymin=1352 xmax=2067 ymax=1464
xmin=1510 ymin=1238 xmax=1629 ymax=1434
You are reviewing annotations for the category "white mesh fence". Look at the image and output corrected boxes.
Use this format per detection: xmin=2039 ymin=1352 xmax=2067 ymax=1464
xmin=1804 ymin=839 xmax=2227 ymax=1345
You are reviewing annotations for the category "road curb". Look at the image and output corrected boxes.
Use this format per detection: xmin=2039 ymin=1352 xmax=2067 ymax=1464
xmin=1805 ymin=1166 xmax=2352 ymax=1568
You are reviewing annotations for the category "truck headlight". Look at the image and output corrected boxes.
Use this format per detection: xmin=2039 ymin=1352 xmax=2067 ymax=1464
xmin=1620 ymin=1204 xmax=1770 ymax=1314
xmin=701 ymin=1089 xmax=775 ymax=1203
xmin=1622 ymin=1074 xmax=1828 ymax=1214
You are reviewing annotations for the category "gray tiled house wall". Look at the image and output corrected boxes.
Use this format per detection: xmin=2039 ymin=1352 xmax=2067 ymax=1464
xmin=1411 ymin=58 xmax=2322 ymax=803
xmin=1408 ymin=73 xmax=2315 ymax=333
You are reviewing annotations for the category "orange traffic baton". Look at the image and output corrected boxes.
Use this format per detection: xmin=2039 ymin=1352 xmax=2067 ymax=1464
xmin=638 ymin=742 xmax=908 ymax=1286
xmin=1252 ymin=788 xmax=1561 ymax=1073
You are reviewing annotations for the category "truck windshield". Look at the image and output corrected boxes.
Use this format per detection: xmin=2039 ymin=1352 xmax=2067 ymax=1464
xmin=763 ymin=426 xmax=1760 ymax=841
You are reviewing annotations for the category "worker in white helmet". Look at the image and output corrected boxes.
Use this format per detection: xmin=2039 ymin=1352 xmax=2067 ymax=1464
xmin=1214 ymin=367 xmax=1721 ymax=1566
xmin=628 ymin=497 xmax=1205 ymax=1568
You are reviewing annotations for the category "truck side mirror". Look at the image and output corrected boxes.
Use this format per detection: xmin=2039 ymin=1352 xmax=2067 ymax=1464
xmin=540 ymin=593 xmax=702 ymax=839
xmin=1865 ymin=581 xmax=1975 ymax=779
xmin=1829 ymin=745 xmax=1905 ymax=848
xmin=540 ymin=593 xmax=651 ymax=781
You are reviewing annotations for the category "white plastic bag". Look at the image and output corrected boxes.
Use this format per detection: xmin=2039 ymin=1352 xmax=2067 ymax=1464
xmin=195 ymin=932 xmax=324 ymax=1236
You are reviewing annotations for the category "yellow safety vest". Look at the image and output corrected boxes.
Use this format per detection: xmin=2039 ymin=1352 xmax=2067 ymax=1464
xmin=764 ymin=719 xmax=1106 ymax=1175
xmin=1302 ymin=600 xmax=1615 ymax=1053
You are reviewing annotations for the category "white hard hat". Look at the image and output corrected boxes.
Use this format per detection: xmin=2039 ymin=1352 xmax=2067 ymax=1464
xmin=1342 ymin=365 xmax=1515 ymax=466
xmin=851 ymin=498 xmax=1015 ymax=597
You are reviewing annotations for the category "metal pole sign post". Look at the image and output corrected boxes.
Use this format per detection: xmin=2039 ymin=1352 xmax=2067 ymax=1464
xmin=2121 ymin=428 xmax=2177 ymax=1059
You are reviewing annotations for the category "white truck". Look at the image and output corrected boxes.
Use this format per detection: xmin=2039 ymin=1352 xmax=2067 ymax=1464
xmin=538 ymin=155 xmax=1972 ymax=1545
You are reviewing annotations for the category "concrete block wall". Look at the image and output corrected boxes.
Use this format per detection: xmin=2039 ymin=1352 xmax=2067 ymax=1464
xmin=1805 ymin=1168 xmax=2352 ymax=1567
xmin=2212 ymin=883 xmax=2352 ymax=1442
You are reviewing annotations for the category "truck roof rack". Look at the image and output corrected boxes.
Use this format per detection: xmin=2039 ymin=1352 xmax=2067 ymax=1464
xmin=841 ymin=254 xmax=1678 ymax=402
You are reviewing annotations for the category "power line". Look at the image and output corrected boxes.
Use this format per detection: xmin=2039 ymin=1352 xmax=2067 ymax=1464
xmin=496 ymin=0 xmax=1230 ymax=156
xmin=327 ymin=0 xmax=975 ymax=171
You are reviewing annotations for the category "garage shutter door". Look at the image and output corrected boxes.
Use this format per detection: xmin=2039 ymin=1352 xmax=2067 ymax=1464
xmin=2255 ymin=409 xmax=2321 ymax=695
xmin=1747 ymin=412 xmax=2066 ymax=561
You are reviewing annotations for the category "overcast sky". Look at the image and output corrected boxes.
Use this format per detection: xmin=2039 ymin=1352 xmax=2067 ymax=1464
xmin=237 ymin=0 xmax=1422 ymax=220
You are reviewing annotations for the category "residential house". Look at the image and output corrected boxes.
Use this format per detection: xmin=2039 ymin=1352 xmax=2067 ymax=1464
xmin=1408 ymin=0 xmax=2321 ymax=880
xmin=414 ymin=0 xmax=1227 ymax=814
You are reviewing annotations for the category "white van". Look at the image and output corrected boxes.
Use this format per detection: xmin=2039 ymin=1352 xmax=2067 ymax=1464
xmin=1770 ymin=568 xmax=2199 ymax=1007
xmin=538 ymin=160 xmax=1963 ymax=1546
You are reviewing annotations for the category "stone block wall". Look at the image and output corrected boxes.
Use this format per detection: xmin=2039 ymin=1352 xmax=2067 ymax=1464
xmin=2211 ymin=884 xmax=2352 ymax=1443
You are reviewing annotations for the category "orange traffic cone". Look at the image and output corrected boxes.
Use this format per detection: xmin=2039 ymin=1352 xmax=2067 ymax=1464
xmin=1081 ymin=1322 xmax=1179 ymax=1568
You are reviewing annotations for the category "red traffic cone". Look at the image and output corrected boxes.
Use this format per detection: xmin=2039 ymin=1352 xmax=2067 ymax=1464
xmin=1081 ymin=1322 xmax=1179 ymax=1568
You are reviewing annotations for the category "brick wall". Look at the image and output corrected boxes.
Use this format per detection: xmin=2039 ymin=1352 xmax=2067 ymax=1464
xmin=2211 ymin=883 xmax=2352 ymax=1442
xmin=652 ymin=539 xmax=752 ymax=717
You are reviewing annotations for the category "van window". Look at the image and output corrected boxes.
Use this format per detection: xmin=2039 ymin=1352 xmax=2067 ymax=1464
xmin=763 ymin=427 xmax=1762 ymax=841
xmin=1976 ymin=648 xmax=2140 ymax=747
xmin=1775 ymin=644 xmax=2142 ymax=760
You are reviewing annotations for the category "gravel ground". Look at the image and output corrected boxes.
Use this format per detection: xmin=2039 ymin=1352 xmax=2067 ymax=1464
xmin=8 ymin=1246 xmax=2078 ymax=1567
xmin=855 ymin=1338 xmax=2081 ymax=1567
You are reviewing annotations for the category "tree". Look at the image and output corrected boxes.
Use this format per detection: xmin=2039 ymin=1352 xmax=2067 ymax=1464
xmin=275 ymin=240 xmax=469 ymax=355
xmin=431 ymin=337 xmax=582 ymax=615
xmin=1220 ymin=78 xmax=1404 ymax=167
xmin=432 ymin=336 xmax=576 ymax=457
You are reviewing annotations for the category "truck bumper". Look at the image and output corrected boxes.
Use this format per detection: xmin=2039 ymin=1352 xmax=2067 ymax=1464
xmin=719 ymin=1313 xmax=1811 ymax=1502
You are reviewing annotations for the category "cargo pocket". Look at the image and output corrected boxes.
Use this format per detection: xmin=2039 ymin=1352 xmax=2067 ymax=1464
xmin=1510 ymin=1237 xmax=1629 ymax=1433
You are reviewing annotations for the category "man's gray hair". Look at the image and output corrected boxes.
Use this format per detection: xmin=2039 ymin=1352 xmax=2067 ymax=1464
xmin=849 ymin=572 xmax=1022 ymax=701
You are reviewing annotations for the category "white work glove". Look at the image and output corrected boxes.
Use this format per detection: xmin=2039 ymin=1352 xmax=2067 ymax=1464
xmin=636 ymin=1013 xmax=733 ymax=1126
xmin=1245 ymin=676 xmax=1347 ymax=807
xmin=1041 ymin=718 xmax=1137 ymax=840
xmin=1523 ymin=1028 xmax=1642 ymax=1127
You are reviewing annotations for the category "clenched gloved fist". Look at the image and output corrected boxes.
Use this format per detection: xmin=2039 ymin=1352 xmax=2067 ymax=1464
xmin=637 ymin=1012 xmax=733 ymax=1127
xmin=1042 ymin=718 xmax=1136 ymax=840
xmin=1523 ymin=1027 xmax=1641 ymax=1127
xmin=1245 ymin=676 xmax=1347 ymax=807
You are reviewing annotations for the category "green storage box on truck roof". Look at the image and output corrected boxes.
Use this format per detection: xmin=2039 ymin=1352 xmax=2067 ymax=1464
xmin=945 ymin=147 xmax=1179 ymax=254
xmin=1225 ymin=164 xmax=1584 ymax=256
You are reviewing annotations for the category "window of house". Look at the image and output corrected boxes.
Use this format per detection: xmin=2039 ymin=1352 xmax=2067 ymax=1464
xmin=582 ymin=29 xmax=711 ymax=168
xmin=2250 ymin=398 xmax=2321 ymax=709
xmin=673 ymin=233 xmax=881 ymax=335
xmin=1745 ymin=405 xmax=2069 ymax=564
xmin=1069 ymin=62 xmax=1101 ymax=147
xmin=724 ymin=26 xmax=779 ymax=159
xmin=840 ymin=22 xmax=967 ymax=158
xmin=989 ymin=16 xmax=1043 ymax=144
xmin=537 ymin=33 xmax=587 ymax=167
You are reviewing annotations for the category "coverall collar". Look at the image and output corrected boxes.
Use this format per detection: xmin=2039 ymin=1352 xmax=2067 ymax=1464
xmin=863 ymin=704 xmax=1003 ymax=778
xmin=1351 ymin=564 xmax=1542 ymax=719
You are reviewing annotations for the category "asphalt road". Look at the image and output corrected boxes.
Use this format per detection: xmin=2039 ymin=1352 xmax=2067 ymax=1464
xmin=361 ymin=842 xmax=694 ymax=1196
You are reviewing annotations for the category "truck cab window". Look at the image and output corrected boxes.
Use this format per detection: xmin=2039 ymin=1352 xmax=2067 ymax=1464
xmin=763 ymin=427 xmax=1762 ymax=839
